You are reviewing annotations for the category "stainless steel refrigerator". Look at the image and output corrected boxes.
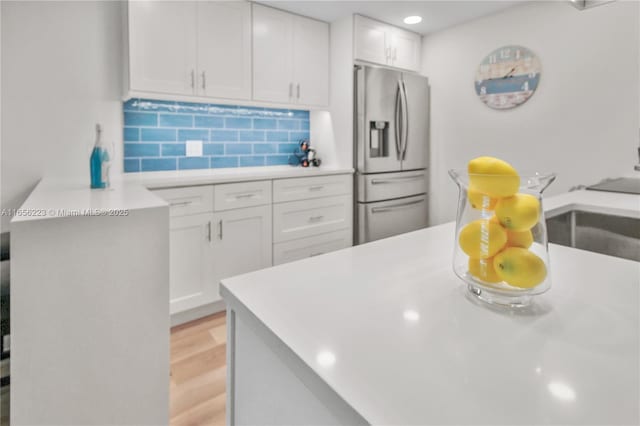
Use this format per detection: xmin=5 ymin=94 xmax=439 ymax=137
xmin=354 ymin=64 xmax=429 ymax=244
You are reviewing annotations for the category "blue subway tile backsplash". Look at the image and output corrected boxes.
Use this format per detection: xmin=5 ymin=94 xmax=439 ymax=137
xmin=123 ymin=98 xmax=310 ymax=172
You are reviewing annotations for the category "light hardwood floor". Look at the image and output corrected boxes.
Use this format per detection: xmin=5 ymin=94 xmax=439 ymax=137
xmin=170 ymin=312 xmax=227 ymax=426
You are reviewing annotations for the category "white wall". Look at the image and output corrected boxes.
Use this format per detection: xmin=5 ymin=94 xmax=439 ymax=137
xmin=422 ymin=0 xmax=639 ymax=225
xmin=1 ymin=1 xmax=124 ymax=231
xmin=328 ymin=16 xmax=355 ymax=170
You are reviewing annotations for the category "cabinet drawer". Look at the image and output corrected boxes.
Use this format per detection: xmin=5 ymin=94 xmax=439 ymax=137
xmin=214 ymin=180 xmax=272 ymax=211
xmin=152 ymin=186 xmax=214 ymax=217
xmin=273 ymin=229 xmax=352 ymax=265
xmin=273 ymin=195 xmax=352 ymax=243
xmin=273 ymin=174 xmax=352 ymax=203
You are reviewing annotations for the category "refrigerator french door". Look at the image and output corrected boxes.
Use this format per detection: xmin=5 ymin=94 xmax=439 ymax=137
xmin=354 ymin=65 xmax=429 ymax=244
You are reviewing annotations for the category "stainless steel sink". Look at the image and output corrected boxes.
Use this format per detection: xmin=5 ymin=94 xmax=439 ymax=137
xmin=546 ymin=211 xmax=640 ymax=261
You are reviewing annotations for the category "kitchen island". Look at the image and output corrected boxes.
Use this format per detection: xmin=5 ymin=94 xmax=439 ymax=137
xmin=221 ymin=189 xmax=640 ymax=425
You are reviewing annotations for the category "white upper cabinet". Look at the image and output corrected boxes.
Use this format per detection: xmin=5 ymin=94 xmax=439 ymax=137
xmin=128 ymin=1 xmax=198 ymax=95
xmin=390 ymin=29 xmax=422 ymax=71
xmin=354 ymin=15 xmax=422 ymax=72
xmin=253 ymin=4 xmax=329 ymax=107
xmin=196 ymin=1 xmax=252 ymax=100
xmin=354 ymin=16 xmax=389 ymax=66
xmin=252 ymin=5 xmax=295 ymax=104
xmin=127 ymin=0 xmax=252 ymax=100
xmin=293 ymin=15 xmax=330 ymax=107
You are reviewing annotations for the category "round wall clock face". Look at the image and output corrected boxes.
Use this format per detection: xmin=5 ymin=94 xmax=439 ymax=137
xmin=475 ymin=45 xmax=541 ymax=110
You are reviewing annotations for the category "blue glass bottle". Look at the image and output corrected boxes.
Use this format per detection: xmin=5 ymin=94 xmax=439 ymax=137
xmin=90 ymin=124 xmax=110 ymax=189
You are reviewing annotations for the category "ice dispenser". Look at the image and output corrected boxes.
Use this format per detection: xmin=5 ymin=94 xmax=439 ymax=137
xmin=369 ymin=121 xmax=389 ymax=158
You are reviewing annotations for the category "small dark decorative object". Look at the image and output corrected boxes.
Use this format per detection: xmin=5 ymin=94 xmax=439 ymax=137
xmin=289 ymin=139 xmax=321 ymax=167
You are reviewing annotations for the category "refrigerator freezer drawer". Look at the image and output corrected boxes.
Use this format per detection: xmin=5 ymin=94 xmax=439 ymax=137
xmin=357 ymin=194 xmax=428 ymax=244
xmin=357 ymin=170 xmax=427 ymax=202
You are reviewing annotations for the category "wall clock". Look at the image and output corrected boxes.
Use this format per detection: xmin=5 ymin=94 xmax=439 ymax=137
xmin=475 ymin=45 xmax=541 ymax=110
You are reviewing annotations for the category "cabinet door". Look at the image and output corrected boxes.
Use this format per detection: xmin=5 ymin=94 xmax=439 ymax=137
xmin=354 ymin=15 xmax=389 ymax=66
xmin=197 ymin=1 xmax=252 ymax=100
xmin=253 ymin=5 xmax=294 ymax=103
xmin=212 ymin=206 xmax=272 ymax=289
xmin=391 ymin=28 xmax=422 ymax=71
xmin=292 ymin=16 xmax=329 ymax=107
xmin=169 ymin=213 xmax=216 ymax=314
xmin=128 ymin=1 xmax=197 ymax=95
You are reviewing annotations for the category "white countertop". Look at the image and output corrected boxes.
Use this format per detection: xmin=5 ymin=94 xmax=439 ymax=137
xmin=10 ymin=178 xmax=167 ymax=224
xmin=121 ymin=165 xmax=354 ymax=189
xmin=11 ymin=166 xmax=354 ymax=224
xmin=544 ymin=188 xmax=640 ymax=218
xmin=221 ymin=189 xmax=640 ymax=425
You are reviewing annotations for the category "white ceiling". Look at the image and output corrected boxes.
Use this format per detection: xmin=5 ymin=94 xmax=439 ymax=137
xmin=257 ymin=1 xmax=525 ymax=35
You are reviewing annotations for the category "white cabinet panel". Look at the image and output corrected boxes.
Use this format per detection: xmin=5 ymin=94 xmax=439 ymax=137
xmin=197 ymin=1 xmax=252 ymax=100
xmin=354 ymin=15 xmax=389 ymax=65
xmin=293 ymin=15 xmax=329 ymax=107
xmin=212 ymin=206 xmax=272 ymax=288
xmin=253 ymin=5 xmax=294 ymax=103
xmin=391 ymin=28 xmax=422 ymax=71
xmin=273 ymin=229 xmax=352 ymax=265
xmin=169 ymin=213 xmax=216 ymax=314
xmin=273 ymin=195 xmax=352 ymax=243
xmin=273 ymin=175 xmax=351 ymax=203
xmin=128 ymin=1 xmax=197 ymax=95
xmin=354 ymin=15 xmax=422 ymax=72
xmin=214 ymin=180 xmax=272 ymax=211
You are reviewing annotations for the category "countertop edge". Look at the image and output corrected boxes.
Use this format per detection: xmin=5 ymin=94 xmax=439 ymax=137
xmin=219 ymin=284 xmax=372 ymax=425
xmin=10 ymin=167 xmax=355 ymax=224
xmin=121 ymin=166 xmax=356 ymax=189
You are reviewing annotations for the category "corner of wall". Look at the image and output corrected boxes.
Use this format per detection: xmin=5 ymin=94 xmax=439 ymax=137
xmin=328 ymin=16 xmax=355 ymax=170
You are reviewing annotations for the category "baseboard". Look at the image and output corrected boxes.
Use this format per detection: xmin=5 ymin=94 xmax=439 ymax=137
xmin=170 ymin=300 xmax=226 ymax=327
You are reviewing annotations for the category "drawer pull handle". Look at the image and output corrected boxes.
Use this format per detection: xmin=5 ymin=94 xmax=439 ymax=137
xmin=371 ymin=199 xmax=425 ymax=213
xmin=218 ymin=220 xmax=223 ymax=240
xmin=169 ymin=201 xmax=193 ymax=207
xmin=308 ymin=215 xmax=324 ymax=222
xmin=309 ymin=252 xmax=324 ymax=257
xmin=207 ymin=221 xmax=212 ymax=242
xmin=308 ymin=186 xmax=324 ymax=191
xmin=235 ymin=193 xmax=255 ymax=199
xmin=371 ymin=175 xmax=423 ymax=185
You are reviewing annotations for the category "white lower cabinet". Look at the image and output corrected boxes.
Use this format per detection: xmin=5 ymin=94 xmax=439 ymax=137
xmin=212 ymin=205 xmax=272 ymax=287
xmin=169 ymin=213 xmax=216 ymax=314
xmin=155 ymin=173 xmax=352 ymax=321
xmin=272 ymin=175 xmax=353 ymax=264
xmin=273 ymin=229 xmax=352 ymax=265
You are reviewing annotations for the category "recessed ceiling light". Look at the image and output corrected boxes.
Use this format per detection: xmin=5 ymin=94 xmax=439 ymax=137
xmin=403 ymin=16 xmax=422 ymax=25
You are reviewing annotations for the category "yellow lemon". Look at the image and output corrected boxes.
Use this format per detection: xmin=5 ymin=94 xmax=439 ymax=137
xmin=506 ymin=229 xmax=534 ymax=248
xmin=493 ymin=247 xmax=547 ymax=289
xmin=468 ymin=185 xmax=498 ymax=210
xmin=468 ymin=156 xmax=520 ymax=198
xmin=468 ymin=257 xmax=502 ymax=283
xmin=458 ymin=219 xmax=507 ymax=259
xmin=495 ymin=193 xmax=540 ymax=231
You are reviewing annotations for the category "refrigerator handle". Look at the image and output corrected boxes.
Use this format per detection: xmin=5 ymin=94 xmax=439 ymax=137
xmin=394 ymin=81 xmax=403 ymax=160
xmin=400 ymin=80 xmax=409 ymax=160
xmin=355 ymin=65 xmax=365 ymax=170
